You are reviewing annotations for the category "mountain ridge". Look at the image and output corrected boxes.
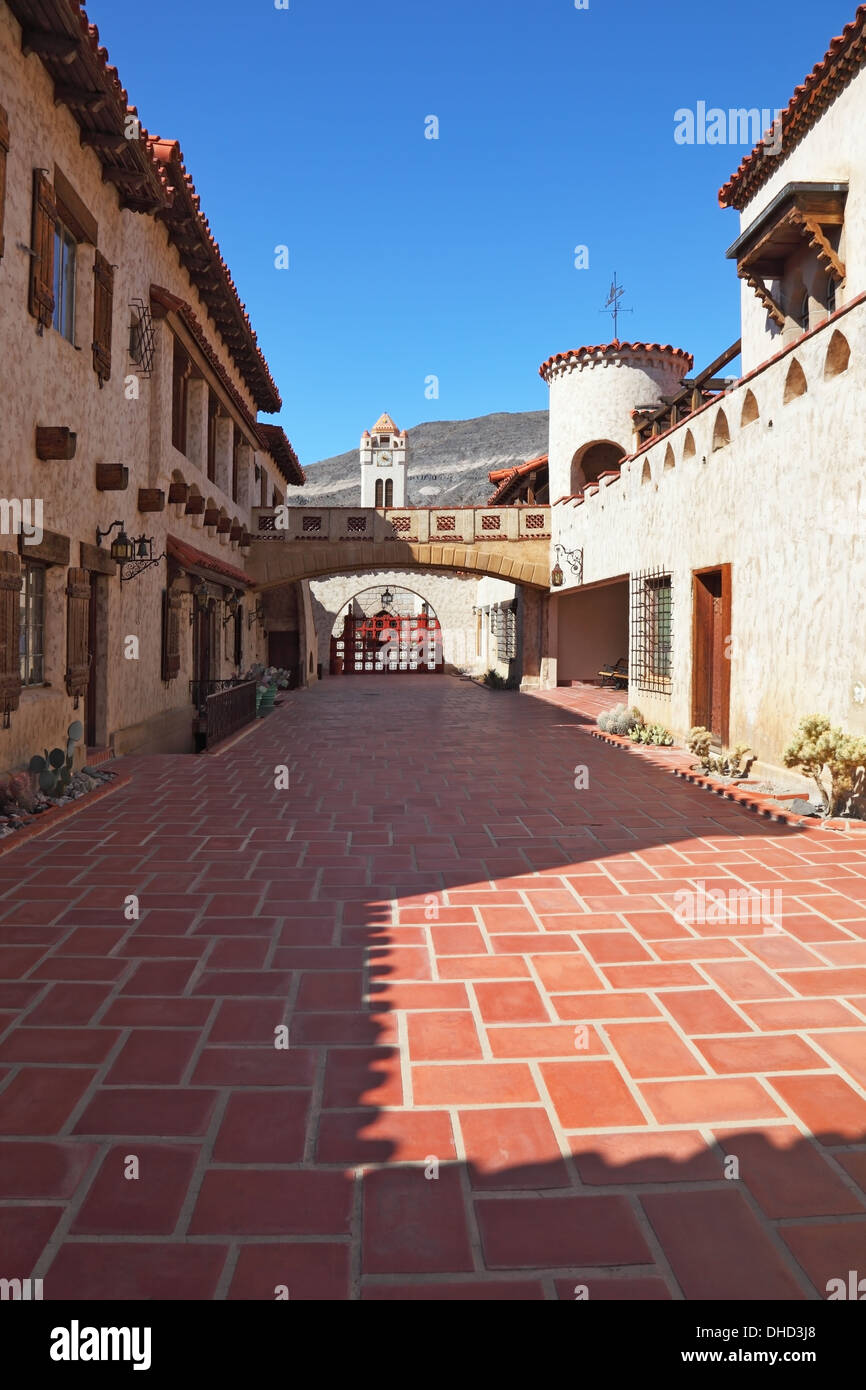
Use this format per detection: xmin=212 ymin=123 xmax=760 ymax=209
xmin=281 ymin=410 xmax=548 ymax=507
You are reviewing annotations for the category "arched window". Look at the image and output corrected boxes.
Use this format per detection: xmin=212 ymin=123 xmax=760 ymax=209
xmin=796 ymin=290 xmax=810 ymax=332
xmin=375 ymin=479 xmax=383 ymax=506
xmin=384 ymin=479 xmax=393 ymax=507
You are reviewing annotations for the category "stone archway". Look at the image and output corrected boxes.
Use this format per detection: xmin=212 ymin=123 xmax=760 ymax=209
xmin=308 ymin=570 xmax=479 ymax=677
xmin=329 ymin=583 xmax=444 ymax=676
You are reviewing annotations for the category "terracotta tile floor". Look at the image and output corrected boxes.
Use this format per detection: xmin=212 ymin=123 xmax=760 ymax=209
xmin=1 ymin=675 xmax=865 ymax=1300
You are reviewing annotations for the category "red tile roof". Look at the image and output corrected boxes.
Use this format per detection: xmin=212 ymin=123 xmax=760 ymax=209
xmin=6 ymin=5 xmax=281 ymax=414
xmin=719 ymin=6 xmax=866 ymax=211
xmin=148 ymin=139 xmax=281 ymax=413
xmin=539 ymin=341 xmax=693 ymax=380
xmin=6 ymin=0 xmax=165 ymax=212
xmin=488 ymin=453 xmax=548 ymax=484
xmin=167 ymin=535 xmax=250 ymax=587
xmin=487 ymin=455 xmax=549 ymax=506
xmin=258 ymin=424 xmax=306 ymax=488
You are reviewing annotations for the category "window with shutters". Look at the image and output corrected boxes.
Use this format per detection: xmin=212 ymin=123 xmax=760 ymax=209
xmin=0 ymin=553 xmax=23 ymax=717
xmin=161 ymin=587 xmax=182 ymax=682
xmin=53 ymin=219 xmax=77 ymax=343
xmin=29 ymin=170 xmax=57 ymax=330
xmin=20 ymin=561 xmax=46 ymax=685
xmin=0 ymin=105 xmax=9 ymax=262
xmin=64 ymin=568 xmax=90 ymax=701
xmin=172 ymin=336 xmax=191 ymax=454
xmin=92 ymin=250 xmax=114 ymax=382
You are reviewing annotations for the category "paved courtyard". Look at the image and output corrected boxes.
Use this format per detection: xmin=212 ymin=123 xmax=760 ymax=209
xmin=1 ymin=676 xmax=865 ymax=1300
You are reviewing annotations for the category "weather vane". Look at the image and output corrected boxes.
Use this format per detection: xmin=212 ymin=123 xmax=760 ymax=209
xmin=600 ymin=273 xmax=633 ymax=341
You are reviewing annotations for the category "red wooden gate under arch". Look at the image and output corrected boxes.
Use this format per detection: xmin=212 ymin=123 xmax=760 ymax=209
xmin=330 ymin=609 xmax=443 ymax=675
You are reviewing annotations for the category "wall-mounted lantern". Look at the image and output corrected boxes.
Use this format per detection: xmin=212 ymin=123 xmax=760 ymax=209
xmin=551 ymin=563 xmax=564 ymax=588
xmin=222 ymin=590 xmax=241 ymax=626
xmin=189 ymin=579 xmax=211 ymax=624
xmin=96 ymin=520 xmax=164 ymax=582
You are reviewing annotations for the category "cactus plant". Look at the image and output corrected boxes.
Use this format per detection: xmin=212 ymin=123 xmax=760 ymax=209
xmin=27 ymin=721 xmax=83 ymax=799
xmin=598 ymin=704 xmax=644 ymax=736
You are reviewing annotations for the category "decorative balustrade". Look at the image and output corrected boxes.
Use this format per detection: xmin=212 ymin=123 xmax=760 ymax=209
xmin=252 ymin=505 xmax=550 ymax=543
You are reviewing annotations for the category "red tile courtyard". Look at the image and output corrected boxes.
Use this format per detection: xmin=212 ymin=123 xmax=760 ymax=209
xmin=1 ymin=676 xmax=865 ymax=1300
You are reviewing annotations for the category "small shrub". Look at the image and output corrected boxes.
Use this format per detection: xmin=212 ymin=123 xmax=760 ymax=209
xmin=482 ymin=669 xmax=506 ymax=689
xmin=783 ymin=714 xmax=866 ymax=818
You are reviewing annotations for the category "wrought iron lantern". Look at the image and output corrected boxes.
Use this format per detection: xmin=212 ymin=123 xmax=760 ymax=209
xmin=381 ymin=587 xmax=395 ymax=608
xmin=223 ymin=590 xmax=241 ymax=625
xmin=551 ymin=563 xmax=564 ymax=588
xmin=189 ymin=579 xmax=211 ymax=624
xmin=96 ymin=520 xmax=163 ymax=582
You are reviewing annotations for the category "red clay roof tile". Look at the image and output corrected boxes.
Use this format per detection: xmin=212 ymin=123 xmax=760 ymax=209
xmin=539 ymin=342 xmax=693 ymax=380
xmin=719 ymin=6 xmax=866 ymax=210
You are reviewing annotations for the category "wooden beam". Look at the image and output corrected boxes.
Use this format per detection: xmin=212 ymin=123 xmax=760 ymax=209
xmin=95 ymin=463 xmax=129 ymax=491
xmin=138 ymin=488 xmax=166 ymax=513
xmin=81 ymin=131 xmax=129 ymax=153
xmin=22 ymin=29 xmax=78 ymax=62
xmin=36 ymin=426 xmax=77 ymax=461
xmin=102 ymin=167 xmax=147 ymax=187
xmin=739 ymin=269 xmax=786 ymax=328
xmin=792 ymin=210 xmax=847 ymax=281
xmin=54 ymin=86 xmax=107 ymax=112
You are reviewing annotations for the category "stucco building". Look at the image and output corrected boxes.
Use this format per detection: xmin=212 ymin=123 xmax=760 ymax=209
xmin=544 ymin=6 xmax=866 ymax=779
xmin=0 ymin=0 xmax=309 ymax=771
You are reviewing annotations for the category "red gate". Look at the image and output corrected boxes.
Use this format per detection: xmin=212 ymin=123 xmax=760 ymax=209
xmin=330 ymin=610 xmax=443 ymax=675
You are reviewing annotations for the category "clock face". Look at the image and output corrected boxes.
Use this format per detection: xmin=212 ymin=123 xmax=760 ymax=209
xmin=379 ymin=451 xmax=392 ymax=464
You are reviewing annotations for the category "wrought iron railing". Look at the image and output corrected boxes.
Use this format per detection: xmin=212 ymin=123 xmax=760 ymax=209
xmin=200 ymin=680 xmax=257 ymax=750
xmin=189 ymin=678 xmax=242 ymax=715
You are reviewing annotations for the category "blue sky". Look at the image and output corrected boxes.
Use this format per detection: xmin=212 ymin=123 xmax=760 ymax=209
xmin=97 ymin=0 xmax=851 ymax=463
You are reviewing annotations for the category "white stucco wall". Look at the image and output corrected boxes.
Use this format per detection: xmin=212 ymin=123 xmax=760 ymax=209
xmin=731 ymin=64 xmax=866 ymax=372
xmin=548 ymin=300 xmax=866 ymax=771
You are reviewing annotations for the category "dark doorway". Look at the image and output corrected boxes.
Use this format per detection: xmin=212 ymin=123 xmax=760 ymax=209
xmin=193 ymin=597 xmax=215 ymax=694
xmin=692 ymin=566 xmax=731 ymax=745
xmin=268 ymin=630 xmax=300 ymax=687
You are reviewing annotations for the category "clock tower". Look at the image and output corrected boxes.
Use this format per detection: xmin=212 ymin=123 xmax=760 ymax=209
xmin=360 ymin=412 xmax=408 ymax=508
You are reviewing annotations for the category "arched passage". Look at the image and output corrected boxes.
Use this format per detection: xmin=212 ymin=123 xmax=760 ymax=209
xmin=329 ymin=583 xmax=444 ymax=675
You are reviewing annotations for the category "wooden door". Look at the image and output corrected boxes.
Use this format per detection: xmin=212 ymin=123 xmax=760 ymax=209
xmin=692 ymin=566 xmax=731 ymax=745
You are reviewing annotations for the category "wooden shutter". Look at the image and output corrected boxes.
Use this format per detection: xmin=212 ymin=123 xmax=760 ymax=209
xmin=0 ymin=552 xmax=23 ymax=715
xmin=29 ymin=170 xmax=56 ymax=328
xmin=65 ymin=567 xmax=90 ymax=699
xmin=162 ymin=587 xmax=182 ymax=682
xmin=92 ymin=250 xmax=114 ymax=382
xmin=0 ymin=105 xmax=9 ymax=262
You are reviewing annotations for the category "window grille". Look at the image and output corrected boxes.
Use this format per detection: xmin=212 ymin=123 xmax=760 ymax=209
xmin=630 ymin=569 xmax=672 ymax=692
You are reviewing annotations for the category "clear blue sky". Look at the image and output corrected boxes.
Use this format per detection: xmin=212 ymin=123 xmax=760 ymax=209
xmin=96 ymin=0 xmax=851 ymax=463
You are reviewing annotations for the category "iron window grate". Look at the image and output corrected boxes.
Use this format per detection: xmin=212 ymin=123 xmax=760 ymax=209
xmin=631 ymin=568 xmax=672 ymax=693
